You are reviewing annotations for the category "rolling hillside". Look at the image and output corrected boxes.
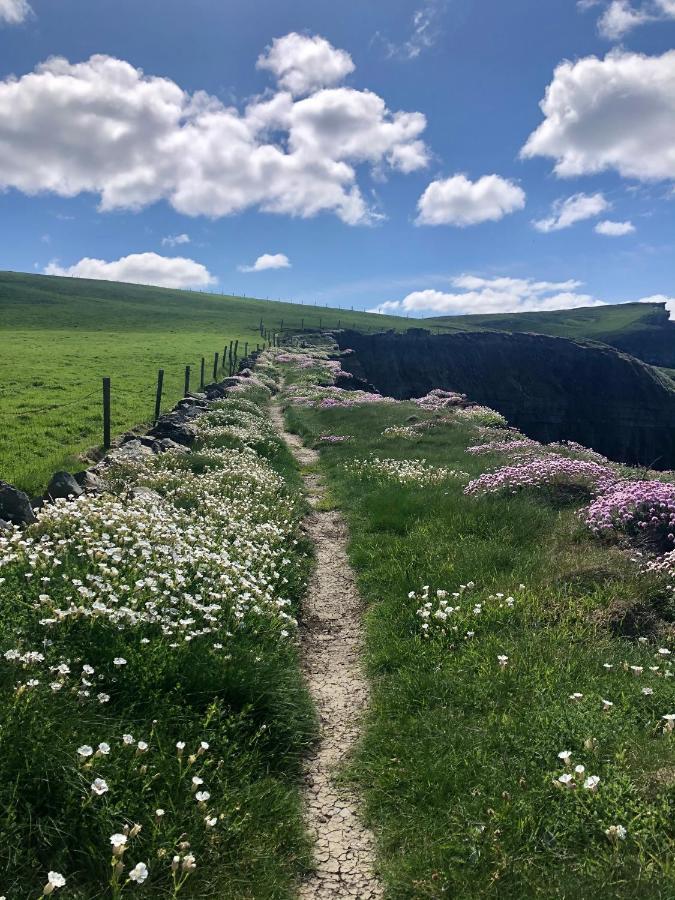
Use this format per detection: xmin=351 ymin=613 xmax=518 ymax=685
xmin=2 ymin=270 xmax=673 ymax=493
xmin=428 ymin=301 xmax=675 ymax=367
xmin=0 ymin=270 xmax=403 ymax=492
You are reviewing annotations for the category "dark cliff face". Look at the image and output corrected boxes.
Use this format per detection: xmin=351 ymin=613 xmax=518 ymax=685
xmin=337 ymin=329 xmax=675 ymax=469
xmin=600 ymin=305 xmax=675 ymax=368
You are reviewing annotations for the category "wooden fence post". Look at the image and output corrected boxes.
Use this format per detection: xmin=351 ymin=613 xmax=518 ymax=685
xmin=213 ymin=352 xmax=219 ymax=381
xmin=200 ymin=357 xmax=205 ymax=390
xmin=103 ymin=377 xmax=111 ymax=450
xmin=244 ymin=341 xmax=248 ymax=357
xmin=184 ymin=365 xmax=190 ymax=396
xmin=154 ymin=369 xmax=164 ymax=422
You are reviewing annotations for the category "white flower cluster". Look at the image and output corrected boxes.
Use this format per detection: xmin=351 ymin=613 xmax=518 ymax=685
xmin=555 ymin=751 xmax=600 ymax=792
xmin=413 ymin=582 xmax=520 ymax=640
xmin=382 ymin=420 xmax=451 ymax=440
xmin=346 ymin=456 xmax=468 ymax=486
xmin=195 ymin=399 xmax=281 ymax=451
xmin=0 ymin=383 xmax=307 ymax=892
xmin=1 ymin=450 xmax=298 ymax=670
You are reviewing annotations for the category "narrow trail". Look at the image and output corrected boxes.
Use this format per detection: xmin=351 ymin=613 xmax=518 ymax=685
xmin=270 ymin=403 xmax=382 ymax=899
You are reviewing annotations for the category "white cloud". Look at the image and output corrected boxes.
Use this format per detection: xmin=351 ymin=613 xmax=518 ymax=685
xmin=533 ymin=192 xmax=610 ymax=232
xmin=45 ymin=252 xmax=216 ymax=289
xmin=416 ymin=174 xmax=525 ymax=227
xmin=585 ymin=1 xmax=675 ymax=38
xmin=257 ymin=33 xmax=355 ymax=96
xmin=370 ymin=275 xmax=603 ymax=316
xmin=639 ymin=293 xmax=675 ymax=319
xmin=374 ymin=1 xmax=446 ymax=61
xmin=0 ymin=42 xmax=428 ymax=225
xmin=522 ymin=50 xmax=675 ymax=182
xmin=238 ymin=253 xmax=291 ymax=273
xmin=599 ymin=1 xmax=653 ymax=38
xmin=0 ymin=0 xmax=31 ymax=25
xmin=161 ymin=233 xmax=191 ymax=246
xmin=595 ymin=219 xmax=636 ymax=235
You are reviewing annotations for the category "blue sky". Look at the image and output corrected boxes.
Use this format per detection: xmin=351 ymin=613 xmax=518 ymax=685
xmin=0 ymin=0 xmax=674 ymax=316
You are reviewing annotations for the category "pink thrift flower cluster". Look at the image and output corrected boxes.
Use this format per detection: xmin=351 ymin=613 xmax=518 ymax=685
xmin=547 ymin=441 xmax=609 ymax=464
xmin=273 ymin=352 xmax=318 ymax=369
xmin=584 ymin=481 xmax=675 ymax=547
xmin=464 ymin=455 xmax=619 ymax=497
xmin=413 ymin=389 xmax=467 ymax=410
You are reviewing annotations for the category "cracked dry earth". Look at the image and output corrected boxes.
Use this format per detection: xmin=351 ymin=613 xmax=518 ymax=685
xmin=270 ymin=404 xmax=382 ymax=899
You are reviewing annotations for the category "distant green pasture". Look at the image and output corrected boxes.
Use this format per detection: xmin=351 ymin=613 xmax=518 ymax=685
xmin=0 ymin=271 xmax=402 ymax=492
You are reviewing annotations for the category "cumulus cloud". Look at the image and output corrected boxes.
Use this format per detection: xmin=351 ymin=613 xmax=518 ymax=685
xmin=0 ymin=0 xmax=31 ymax=25
xmin=161 ymin=233 xmax=191 ymax=246
xmin=257 ymin=33 xmax=355 ymax=96
xmin=374 ymin=1 xmax=446 ymax=61
xmin=522 ymin=50 xmax=675 ymax=182
xmin=0 ymin=41 xmax=428 ymax=225
xmin=598 ymin=0 xmax=653 ymax=37
xmin=416 ymin=174 xmax=526 ymax=227
xmin=533 ymin=192 xmax=610 ymax=232
xmin=45 ymin=252 xmax=216 ymax=289
xmin=584 ymin=0 xmax=675 ymax=38
xmin=369 ymin=275 xmax=603 ymax=316
xmin=595 ymin=219 xmax=636 ymax=235
xmin=238 ymin=253 xmax=291 ymax=273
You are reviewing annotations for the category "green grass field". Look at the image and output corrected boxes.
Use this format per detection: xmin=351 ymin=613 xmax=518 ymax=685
xmin=0 ymin=271 xmax=403 ymax=493
xmin=429 ymin=300 xmax=671 ymax=344
xmin=2 ymin=270 xmax=671 ymax=495
xmin=281 ymin=370 xmax=675 ymax=898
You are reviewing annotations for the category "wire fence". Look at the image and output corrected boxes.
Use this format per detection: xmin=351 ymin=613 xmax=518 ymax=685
xmin=9 ymin=328 xmax=281 ymax=452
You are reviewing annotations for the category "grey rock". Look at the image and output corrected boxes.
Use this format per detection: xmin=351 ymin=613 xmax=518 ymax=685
xmin=204 ymin=382 xmax=229 ymax=400
xmin=139 ymin=436 xmax=161 ymax=451
xmin=156 ymin=438 xmax=190 ymax=454
xmin=176 ymin=404 xmax=205 ymax=420
xmin=106 ymin=440 xmax=156 ymax=465
xmin=0 ymin=481 xmax=36 ymax=525
xmin=73 ymin=470 xmax=106 ymax=492
xmin=185 ymin=391 xmax=208 ymax=401
xmin=0 ymin=518 xmax=13 ymax=533
xmin=45 ymin=471 xmax=83 ymax=500
xmin=149 ymin=415 xmax=197 ymax=446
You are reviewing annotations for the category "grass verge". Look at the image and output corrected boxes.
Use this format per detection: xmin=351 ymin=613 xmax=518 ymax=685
xmin=280 ymin=349 xmax=675 ymax=899
xmin=0 ymin=380 xmax=315 ymax=898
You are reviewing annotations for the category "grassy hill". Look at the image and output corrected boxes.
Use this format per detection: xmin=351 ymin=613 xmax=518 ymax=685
xmin=3 ymin=269 xmax=673 ymax=493
xmin=428 ymin=302 xmax=675 ymax=369
xmin=429 ymin=301 xmax=659 ymax=339
xmin=0 ymin=270 xmax=403 ymax=492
